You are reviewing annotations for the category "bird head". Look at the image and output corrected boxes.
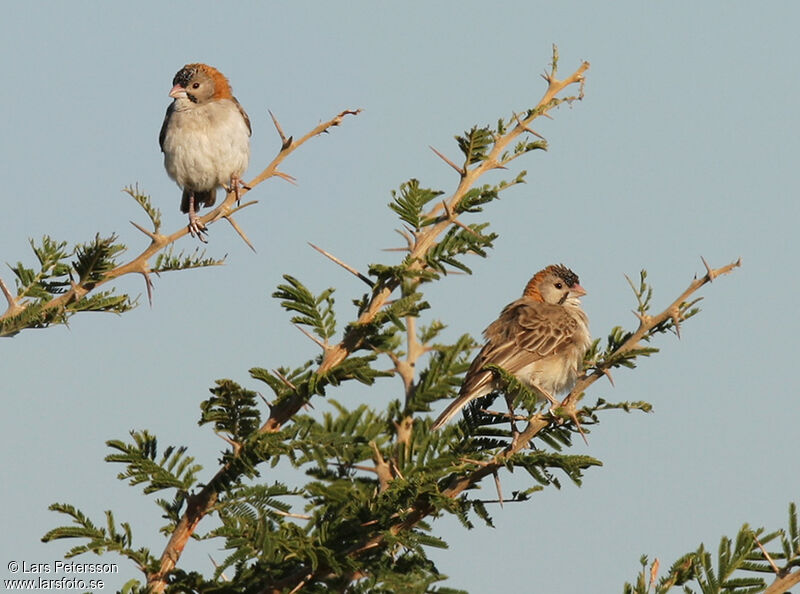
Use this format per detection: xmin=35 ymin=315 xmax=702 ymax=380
xmin=168 ymin=63 xmax=233 ymax=104
xmin=523 ymin=264 xmax=586 ymax=306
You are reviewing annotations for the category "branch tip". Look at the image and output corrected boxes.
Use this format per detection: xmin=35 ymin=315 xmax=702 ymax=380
xmin=599 ymin=367 xmax=615 ymax=387
xmin=670 ymin=307 xmax=682 ymax=339
xmin=130 ymin=220 xmax=159 ymax=241
xmin=223 ymin=215 xmax=256 ymax=252
xmin=752 ymin=531 xmax=781 ymax=575
xmin=214 ymin=431 xmax=241 ymax=453
xmin=142 ymin=271 xmax=154 ymax=306
xmin=0 ymin=277 xmax=16 ymax=308
xmin=273 ymin=369 xmax=298 ymax=391
xmin=268 ymin=110 xmax=291 ymax=149
xmin=293 ymin=323 xmax=327 ymax=351
xmin=429 ymin=145 xmax=466 ymax=176
xmin=307 ymin=242 xmax=374 ymax=287
xmin=492 ymin=470 xmax=504 ymax=508
xmin=274 ymin=170 xmax=298 ymax=185
xmin=701 ymin=256 xmax=714 ymax=282
xmin=567 ymin=408 xmax=589 ymax=446
xmin=512 ymin=112 xmax=546 ymax=139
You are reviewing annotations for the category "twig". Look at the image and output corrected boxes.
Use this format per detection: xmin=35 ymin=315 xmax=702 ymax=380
xmin=208 ymin=555 xmax=229 ymax=582
xmin=272 ymin=369 xmax=298 ymax=391
xmin=247 ymin=109 xmax=362 ymax=190
xmin=130 ymin=220 xmax=160 ymax=241
xmin=252 ymin=53 xmax=600 ymax=592
xmin=338 ymin=258 xmax=742 ymax=572
xmin=753 ymin=532 xmax=780 ymax=574
xmin=649 ymin=558 xmax=659 ymax=589
xmin=288 ymin=573 xmax=313 ymax=594
xmin=293 ymin=323 xmax=327 ymax=351
xmin=144 ymin=108 xmax=361 ymax=594
xmin=764 ymin=569 xmax=800 ymax=594
xmin=0 ymin=278 xmax=22 ymax=316
xmin=141 ymin=271 xmax=154 ymax=307
xmin=222 ymin=214 xmax=256 ymax=252
xmin=430 ymin=146 xmax=465 ymax=176
xmin=268 ymin=110 xmax=291 ymax=149
xmin=2 ymin=109 xmax=360 ymax=334
xmin=272 ymin=509 xmax=313 ymax=521
xmin=273 ymin=171 xmax=297 ymax=184
xmin=563 ymin=258 xmax=741 ymax=414
xmin=214 ymin=431 xmax=241 ymax=454
xmin=512 ymin=112 xmax=546 ymax=139
xmin=493 ymin=470 xmax=503 ymax=507
xmin=308 ymin=242 xmax=374 ymax=287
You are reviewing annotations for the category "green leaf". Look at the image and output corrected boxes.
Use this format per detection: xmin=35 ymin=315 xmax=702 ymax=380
xmin=273 ymin=275 xmax=337 ymax=341
xmin=389 ymin=180 xmax=444 ymax=230
xmin=72 ymin=234 xmax=126 ymax=285
xmin=42 ymin=503 xmax=154 ymax=568
xmin=123 ymin=184 xmax=162 ymax=233
xmin=105 ymin=431 xmax=201 ymax=495
xmin=152 ymin=246 xmax=224 ymax=272
xmin=455 ymin=126 xmax=494 ymax=166
xmin=199 ymin=379 xmax=262 ymax=442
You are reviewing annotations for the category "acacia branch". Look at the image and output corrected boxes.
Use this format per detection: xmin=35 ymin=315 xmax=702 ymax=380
xmin=0 ymin=277 xmax=23 ymax=317
xmin=158 ymin=52 xmax=592 ymax=593
xmin=566 ymin=257 xmax=742 ymax=409
xmin=426 ymin=260 xmax=743 ymax=528
xmin=259 ymin=52 xmax=591 ymax=435
xmin=0 ymin=109 xmax=361 ymax=333
xmin=764 ymin=569 xmax=800 ymax=594
xmin=263 ymin=258 xmax=741 ymax=592
xmin=129 ymin=108 xmax=361 ymax=594
xmin=151 ymin=54 xmax=589 ymax=593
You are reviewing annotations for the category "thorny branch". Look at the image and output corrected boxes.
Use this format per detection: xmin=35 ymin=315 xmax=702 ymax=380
xmin=0 ymin=109 xmax=361 ymax=331
xmin=0 ymin=109 xmax=357 ymax=590
xmin=141 ymin=49 xmax=742 ymax=593
xmin=148 ymin=52 xmax=589 ymax=593
xmin=764 ymin=569 xmax=800 ymax=594
xmin=565 ymin=258 xmax=742 ymax=411
xmin=260 ymin=52 xmax=590 ymax=434
xmin=263 ymin=258 xmax=741 ymax=593
xmin=233 ymin=52 xmax=596 ymax=594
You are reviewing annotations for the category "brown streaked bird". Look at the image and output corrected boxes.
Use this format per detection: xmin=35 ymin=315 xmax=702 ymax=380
xmin=159 ymin=63 xmax=251 ymax=240
xmin=432 ymin=264 xmax=591 ymax=430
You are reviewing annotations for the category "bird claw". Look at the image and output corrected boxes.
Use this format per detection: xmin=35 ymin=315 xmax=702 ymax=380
xmin=187 ymin=213 xmax=208 ymax=243
xmin=537 ymin=387 xmax=560 ymax=415
xmin=226 ymin=176 xmax=250 ymax=207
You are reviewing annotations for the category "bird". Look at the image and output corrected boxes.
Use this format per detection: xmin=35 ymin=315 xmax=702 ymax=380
xmin=432 ymin=264 xmax=591 ymax=430
xmin=159 ymin=63 xmax=251 ymax=240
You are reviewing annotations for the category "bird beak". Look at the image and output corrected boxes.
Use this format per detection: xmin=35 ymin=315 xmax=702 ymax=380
xmin=571 ymin=283 xmax=587 ymax=297
xmin=169 ymin=84 xmax=188 ymax=99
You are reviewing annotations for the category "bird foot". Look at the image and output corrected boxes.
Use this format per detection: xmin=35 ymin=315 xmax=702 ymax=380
xmin=187 ymin=213 xmax=208 ymax=243
xmin=226 ymin=176 xmax=250 ymax=206
xmin=538 ymin=388 xmax=560 ymax=416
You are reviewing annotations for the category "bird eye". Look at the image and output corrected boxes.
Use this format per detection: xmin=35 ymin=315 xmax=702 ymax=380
xmin=192 ymin=82 xmax=200 ymax=89
xmin=555 ymin=282 xmax=563 ymax=289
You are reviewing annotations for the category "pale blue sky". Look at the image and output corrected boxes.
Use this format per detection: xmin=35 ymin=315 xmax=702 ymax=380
xmin=2 ymin=2 xmax=798 ymax=593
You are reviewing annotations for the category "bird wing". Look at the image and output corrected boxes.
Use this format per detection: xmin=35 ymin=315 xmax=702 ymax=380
xmin=432 ymin=300 xmax=580 ymax=430
xmin=506 ymin=300 xmax=580 ymax=361
xmin=158 ymin=102 xmax=175 ymax=152
xmin=461 ymin=300 xmax=579 ymax=397
xmin=233 ymin=97 xmax=252 ymax=136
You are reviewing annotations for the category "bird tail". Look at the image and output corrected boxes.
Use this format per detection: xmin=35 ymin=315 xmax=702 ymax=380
xmin=432 ymin=370 xmax=494 ymax=430
xmin=180 ymin=189 xmax=217 ymax=213
xmin=431 ymin=395 xmax=475 ymax=430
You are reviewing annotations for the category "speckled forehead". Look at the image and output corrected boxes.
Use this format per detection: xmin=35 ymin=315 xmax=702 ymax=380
xmin=549 ymin=264 xmax=579 ymax=287
xmin=172 ymin=66 xmax=196 ymax=88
